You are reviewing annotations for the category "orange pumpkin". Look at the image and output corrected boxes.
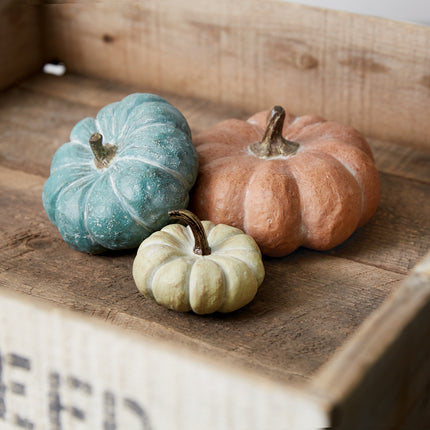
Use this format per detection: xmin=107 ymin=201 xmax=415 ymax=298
xmin=190 ymin=106 xmax=380 ymax=257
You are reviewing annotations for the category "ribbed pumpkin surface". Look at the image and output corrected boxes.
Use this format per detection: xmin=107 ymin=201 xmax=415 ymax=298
xmin=190 ymin=107 xmax=380 ymax=257
xmin=43 ymin=93 xmax=198 ymax=253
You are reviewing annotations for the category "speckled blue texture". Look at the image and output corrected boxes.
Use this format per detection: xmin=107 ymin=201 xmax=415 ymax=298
xmin=42 ymin=93 xmax=198 ymax=253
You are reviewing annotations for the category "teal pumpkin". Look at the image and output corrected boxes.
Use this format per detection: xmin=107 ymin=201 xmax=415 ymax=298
xmin=42 ymin=93 xmax=198 ymax=254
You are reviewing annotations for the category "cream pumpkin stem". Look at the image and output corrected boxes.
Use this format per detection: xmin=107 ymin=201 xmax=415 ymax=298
xmin=89 ymin=132 xmax=117 ymax=169
xmin=168 ymin=209 xmax=211 ymax=256
xmin=249 ymin=105 xmax=300 ymax=158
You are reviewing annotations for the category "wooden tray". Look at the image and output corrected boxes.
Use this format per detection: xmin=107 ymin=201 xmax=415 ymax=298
xmin=0 ymin=1 xmax=429 ymax=429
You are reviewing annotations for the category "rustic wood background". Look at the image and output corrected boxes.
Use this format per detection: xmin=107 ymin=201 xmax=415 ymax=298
xmin=0 ymin=1 xmax=429 ymax=428
xmin=42 ymin=1 xmax=430 ymax=147
xmin=1 ymin=72 xmax=428 ymax=385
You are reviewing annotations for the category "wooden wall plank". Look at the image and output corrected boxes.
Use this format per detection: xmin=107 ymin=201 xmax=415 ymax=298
xmin=42 ymin=0 xmax=430 ymax=146
xmin=0 ymin=1 xmax=44 ymax=90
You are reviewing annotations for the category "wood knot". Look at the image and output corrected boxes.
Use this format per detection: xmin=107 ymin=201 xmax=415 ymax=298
xmin=419 ymin=75 xmax=430 ymax=90
xmin=25 ymin=234 xmax=52 ymax=250
xmin=102 ymin=34 xmax=115 ymax=43
xmin=340 ymin=56 xmax=390 ymax=75
xmin=297 ymin=54 xmax=318 ymax=70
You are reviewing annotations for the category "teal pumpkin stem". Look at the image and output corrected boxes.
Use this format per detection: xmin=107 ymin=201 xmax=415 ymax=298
xmin=169 ymin=209 xmax=211 ymax=256
xmin=249 ymin=105 xmax=300 ymax=159
xmin=89 ymin=132 xmax=117 ymax=169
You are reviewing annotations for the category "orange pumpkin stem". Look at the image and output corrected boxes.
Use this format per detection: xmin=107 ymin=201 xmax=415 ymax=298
xmin=89 ymin=133 xmax=117 ymax=169
xmin=168 ymin=209 xmax=211 ymax=256
xmin=249 ymin=106 xmax=299 ymax=158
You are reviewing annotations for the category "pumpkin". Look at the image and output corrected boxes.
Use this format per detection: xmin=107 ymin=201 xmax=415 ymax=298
xmin=42 ymin=93 xmax=198 ymax=253
xmin=132 ymin=209 xmax=265 ymax=314
xmin=190 ymin=106 xmax=380 ymax=257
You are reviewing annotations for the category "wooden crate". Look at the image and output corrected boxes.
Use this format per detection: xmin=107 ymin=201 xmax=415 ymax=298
xmin=1 ymin=1 xmax=429 ymax=429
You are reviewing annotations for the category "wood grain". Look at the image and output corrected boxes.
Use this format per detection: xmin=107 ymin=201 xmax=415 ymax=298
xmin=0 ymin=74 xmax=247 ymax=177
xmin=2 ymin=73 xmax=430 ymax=183
xmin=18 ymin=72 xmax=248 ymax=135
xmin=369 ymin=137 xmax=430 ymax=183
xmin=0 ymin=287 xmax=330 ymax=430
xmin=0 ymin=3 xmax=429 ymax=427
xmin=0 ymin=164 xmax=405 ymax=385
xmin=42 ymin=0 xmax=430 ymax=146
xmin=311 ymin=252 xmax=430 ymax=429
xmin=0 ymin=1 xmax=43 ymax=90
xmin=1 ymin=73 xmax=429 ymax=276
xmin=326 ymin=173 xmax=430 ymax=274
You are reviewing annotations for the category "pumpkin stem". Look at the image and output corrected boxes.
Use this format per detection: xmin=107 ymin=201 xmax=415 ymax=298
xmin=89 ymin=132 xmax=117 ymax=169
xmin=168 ymin=209 xmax=211 ymax=256
xmin=249 ymin=106 xmax=300 ymax=158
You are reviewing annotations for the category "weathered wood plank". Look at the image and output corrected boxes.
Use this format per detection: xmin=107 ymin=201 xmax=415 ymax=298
xmin=2 ymin=73 xmax=430 ymax=185
xmin=0 ymin=1 xmax=44 ymax=90
xmin=1 ymin=164 xmax=428 ymax=428
xmin=17 ymin=72 xmax=247 ymax=135
xmin=0 ymin=73 xmax=428 ymax=276
xmin=0 ymin=74 xmax=247 ymax=177
xmin=369 ymin=136 xmax=430 ymax=184
xmin=0 ymin=287 xmax=330 ymax=430
xmin=0 ymin=84 xmax=99 ymax=177
xmin=396 ymin=386 xmax=430 ymax=430
xmin=0 ymin=165 xmax=404 ymax=384
xmin=326 ymin=173 xmax=430 ymax=274
xmin=42 ymin=0 xmax=430 ymax=146
xmin=0 ymin=4 xmax=428 ymax=428
xmin=310 ymin=252 xmax=430 ymax=430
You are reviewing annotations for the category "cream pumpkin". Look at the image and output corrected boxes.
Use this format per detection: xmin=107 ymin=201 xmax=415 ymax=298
xmin=190 ymin=106 xmax=380 ymax=257
xmin=132 ymin=210 xmax=265 ymax=314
